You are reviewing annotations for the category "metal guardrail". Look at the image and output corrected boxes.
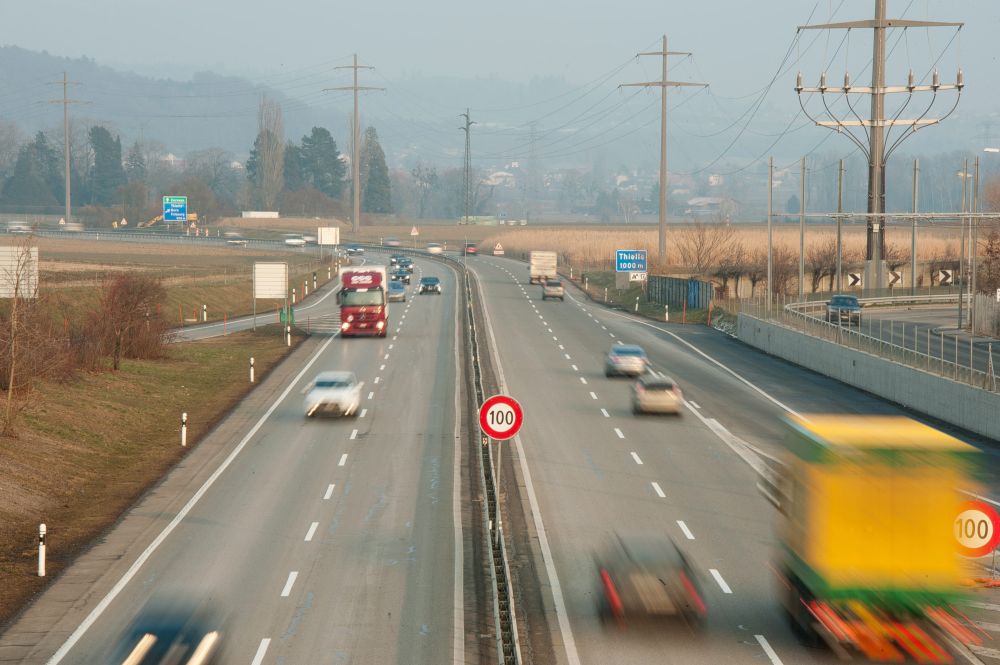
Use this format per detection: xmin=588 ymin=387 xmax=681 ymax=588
xmin=739 ymin=294 xmax=998 ymax=392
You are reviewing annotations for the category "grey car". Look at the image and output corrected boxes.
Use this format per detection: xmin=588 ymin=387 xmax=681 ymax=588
xmin=542 ymin=279 xmax=565 ymax=301
xmin=605 ymin=344 xmax=649 ymax=377
xmin=388 ymin=281 xmax=406 ymax=302
xmin=825 ymin=294 xmax=862 ymax=325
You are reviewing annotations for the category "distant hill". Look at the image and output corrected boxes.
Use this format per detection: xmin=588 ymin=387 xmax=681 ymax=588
xmin=0 ymin=46 xmax=338 ymax=157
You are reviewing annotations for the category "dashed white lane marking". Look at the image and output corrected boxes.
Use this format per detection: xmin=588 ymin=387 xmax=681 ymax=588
xmin=552 ymin=336 xmax=558 ymax=341
xmin=571 ymin=364 xmax=579 ymax=371
xmin=710 ymin=569 xmax=732 ymax=594
xmin=601 ymin=325 xmax=606 ymax=330
xmin=677 ymin=520 xmax=695 ymax=540
xmin=690 ymin=401 xmax=701 ymax=409
xmin=609 ymin=333 xmax=615 ymax=338
xmin=966 ymin=601 xmax=1000 ymax=612
xmin=251 ymin=638 xmax=271 ymax=665
xmin=384 ymin=353 xmax=390 ymax=360
xmin=548 ymin=328 xmax=553 ymax=333
xmin=374 ymin=377 xmax=380 ymax=384
xmin=973 ymin=621 xmax=1000 ymax=633
xmin=538 ymin=315 xmax=543 ymax=320
xmin=564 ymin=353 xmax=571 ymax=360
xmin=389 ymin=344 xmax=394 ymax=350
xmin=281 ymin=571 xmax=299 ymax=597
xmin=590 ymin=392 xmax=598 ymax=400
xmin=323 ymin=484 xmax=336 ymax=500
xmin=755 ymin=635 xmax=784 ymax=665
xmin=630 ymin=452 xmax=643 ymax=465
xmin=601 ymin=408 xmax=609 ymax=417
xmin=350 ymin=429 xmax=358 ymax=440
xmin=614 ymin=428 xmax=625 ymax=439
xmin=379 ymin=364 xmax=385 ymax=371
xmin=651 ymin=482 xmax=666 ymax=498
xmin=559 ymin=344 xmax=565 ymax=350
xmin=368 ymin=391 xmax=374 ymax=400
xmin=304 ymin=522 xmax=319 ymax=541
xmin=580 ymin=377 xmax=588 ymax=385
xmin=338 ymin=454 xmax=348 ymax=466
xmin=359 ymin=409 xmax=367 ymax=418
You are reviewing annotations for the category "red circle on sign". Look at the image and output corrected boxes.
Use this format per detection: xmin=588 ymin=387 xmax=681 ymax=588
xmin=479 ymin=395 xmax=523 ymax=440
xmin=956 ymin=500 xmax=1000 ymax=558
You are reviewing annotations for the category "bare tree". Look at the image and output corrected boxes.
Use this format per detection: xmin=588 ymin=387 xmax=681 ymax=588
xmin=883 ymin=242 xmax=909 ymax=273
xmin=771 ymin=245 xmax=797 ymax=296
xmin=256 ymin=96 xmax=285 ymax=210
xmin=674 ymin=221 xmax=737 ymax=276
xmin=747 ymin=247 xmax=768 ymax=297
xmin=0 ymin=239 xmax=39 ymax=435
xmin=90 ymin=274 xmax=169 ymax=371
xmin=713 ymin=239 xmax=747 ymax=298
xmin=617 ymin=189 xmax=638 ymax=225
xmin=806 ymin=237 xmax=837 ymax=293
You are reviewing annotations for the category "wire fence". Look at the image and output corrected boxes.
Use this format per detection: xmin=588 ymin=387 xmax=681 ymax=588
xmin=735 ymin=294 xmax=999 ymax=393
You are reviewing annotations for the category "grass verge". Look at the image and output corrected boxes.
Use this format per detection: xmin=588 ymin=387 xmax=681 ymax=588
xmin=573 ymin=270 xmax=712 ymax=325
xmin=0 ymin=326 xmax=300 ymax=627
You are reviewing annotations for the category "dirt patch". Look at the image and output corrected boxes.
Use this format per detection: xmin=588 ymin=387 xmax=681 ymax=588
xmin=0 ymin=328 xmax=299 ymax=627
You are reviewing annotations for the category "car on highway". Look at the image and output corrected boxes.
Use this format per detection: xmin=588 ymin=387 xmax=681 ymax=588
xmin=464 ymin=242 xmax=478 ymax=255
xmin=283 ymin=234 xmax=306 ymax=247
xmin=111 ymin=598 xmax=224 ymax=665
xmin=346 ymin=244 xmax=365 ymax=256
xmin=426 ymin=242 xmax=443 ymax=254
xmin=390 ymin=268 xmax=411 ymax=285
xmin=825 ymin=294 xmax=862 ymax=325
xmin=631 ymin=373 xmax=683 ymax=415
xmin=541 ymin=279 xmax=565 ymax=301
xmin=6 ymin=221 xmax=31 ymax=234
xmin=605 ymin=344 xmax=649 ymax=377
xmin=398 ymin=257 xmax=414 ymax=273
xmin=384 ymin=236 xmax=401 ymax=247
xmin=388 ymin=281 xmax=407 ymax=302
xmin=303 ymin=371 xmax=363 ymax=417
xmin=418 ymin=276 xmax=442 ymax=295
xmin=390 ymin=254 xmax=405 ymax=266
xmin=595 ymin=533 xmax=706 ymax=628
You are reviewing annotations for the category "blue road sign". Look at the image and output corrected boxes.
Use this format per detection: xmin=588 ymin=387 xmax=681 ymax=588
xmin=163 ymin=196 xmax=188 ymax=223
xmin=615 ymin=249 xmax=647 ymax=273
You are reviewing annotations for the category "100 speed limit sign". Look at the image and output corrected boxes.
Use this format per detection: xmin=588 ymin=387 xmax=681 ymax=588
xmin=955 ymin=500 xmax=1000 ymax=558
xmin=479 ymin=395 xmax=523 ymax=441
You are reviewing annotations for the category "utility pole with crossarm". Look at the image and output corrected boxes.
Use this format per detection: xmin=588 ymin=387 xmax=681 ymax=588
xmin=621 ymin=36 xmax=706 ymax=266
xmin=796 ymin=1 xmax=963 ymax=291
xmin=327 ymin=55 xmax=383 ymax=234
xmin=459 ymin=110 xmax=475 ymax=225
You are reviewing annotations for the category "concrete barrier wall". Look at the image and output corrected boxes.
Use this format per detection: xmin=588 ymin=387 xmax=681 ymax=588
xmin=737 ymin=313 xmax=1000 ymax=441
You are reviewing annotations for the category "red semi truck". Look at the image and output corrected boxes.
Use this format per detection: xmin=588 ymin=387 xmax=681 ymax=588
xmin=339 ymin=266 xmax=388 ymax=337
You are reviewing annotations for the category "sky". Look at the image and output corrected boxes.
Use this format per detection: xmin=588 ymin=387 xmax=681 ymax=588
xmin=7 ymin=1 xmax=999 ymax=102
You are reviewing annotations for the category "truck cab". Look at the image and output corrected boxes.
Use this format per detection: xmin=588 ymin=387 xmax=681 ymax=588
xmin=339 ymin=267 xmax=388 ymax=337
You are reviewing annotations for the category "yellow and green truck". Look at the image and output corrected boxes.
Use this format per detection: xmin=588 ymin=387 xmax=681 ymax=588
xmin=763 ymin=415 xmax=985 ymax=662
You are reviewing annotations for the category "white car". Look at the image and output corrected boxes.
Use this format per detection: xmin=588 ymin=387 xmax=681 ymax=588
xmin=303 ymin=371 xmax=363 ymax=417
xmin=426 ymin=242 xmax=443 ymax=254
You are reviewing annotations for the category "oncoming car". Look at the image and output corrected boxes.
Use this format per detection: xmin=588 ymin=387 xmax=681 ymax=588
xmin=388 ymin=281 xmax=407 ymax=302
xmin=631 ymin=373 xmax=683 ymax=415
xmin=390 ymin=268 xmax=411 ymax=285
xmin=426 ymin=242 xmax=443 ymax=254
xmin=605 ymin=344 xmax=649 ymax=377
xmin=303 ymin=371 xmax=363 ymax=417
xmin=418 ymin=276 xmax=442 ymax=294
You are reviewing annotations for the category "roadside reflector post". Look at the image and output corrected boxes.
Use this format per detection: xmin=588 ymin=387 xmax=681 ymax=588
xmin=250 ymin=357 xmax=255 ymax=384
xmin=635 ymin=296 xmax=639 ymax=313
xmin=38 ymin=524 xmax=46 ymax=577
xmin=570 ymin=267 xmax=574 ymax=280
xmin=313 ymin=272 xmax=317 ymax=290
xmin=181 ymin=412 xmax=188 ymax=447
xmin=286 ymin=325 xmax=291 ymax=347
xmin=202 ymin=304 xmax=207 ymax=322
xmin=682 ymin=300 xmax=687 ymax=324
xmin=665 ymin=305 xmax=669 ymax=322
xmin=305 ymin=282 xmax=309 ymax=296
xmin=292 ymin=288 xmax=297 ymax=305
xmin=604 ymin=287 xmax=608 ymax=303
xmin=328 ymin=267 xmax=332 ymax=280
xmin=585 ymin=276 xmax=589 ymax=293
xmin=223 ymin=312 xmax=227 ymax=336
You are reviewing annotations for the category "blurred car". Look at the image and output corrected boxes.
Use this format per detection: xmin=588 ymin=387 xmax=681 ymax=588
xmin=390 ymin=268 xmax=411 ymax=285
xmin=398 ymin=257 xmax=414 ymax=273
xmin=302 ymin=234 xmax=317 ymax=244
xmin=346 ymin=244 xmax=365 ymax=256
xmin=595 ymin=533 xmax=706 ymax=627
xmin=390 ymin=254 xmax=405 ymax=266
xmin=825 ymin=294 xmax=862 ymax=325
xmin=418 ymin=276 xmax=442 ymax=295
xmin=542 ymin=279 xmax=565 ymax=301
xmin=384 ymin=236 xmax=401 ymax=247
xmin=64 ymin=221 xmax=85 ymax=232
xmin=388 ymin=281 xmax=407 ymax=302
xmin=303 ymin=371 xmax=363 ymax=417
xmin=283 ymin=234 xmax=306 ymax=247
xmin=631 ymin=373 xmax=683 ymax=415
xmin=605 ymin=344 xmax=649 ymax=377
xmin=111 ymin=598 xmax=224 ymax=665
xmin=426 ymin=242 xmax=443 ymax=254
xmin=464 ymin=242 xmax=478 ymax=255
xmin=6 ymin=221 xmax=31 ymax=234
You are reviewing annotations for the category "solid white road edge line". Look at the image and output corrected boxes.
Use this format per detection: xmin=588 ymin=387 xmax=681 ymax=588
xmin=304 ymin=522 xmax=319 ymax=542
xmin=677 ymin=520 xmax=695 ymax=540
xmin=710 ymin=568 xmax=732 ymax=594
xmin=44 ymin=334 xmax=338 ymax=665
xmin=280 ymin=571 xmax=298 ymax=597
xmin=471 ymin=263 xmax=580 ymax=665
xmin=250 ymin=638 xmax=271 ymax=665
xmin=754 ymin=635 xmax=784 ymax=665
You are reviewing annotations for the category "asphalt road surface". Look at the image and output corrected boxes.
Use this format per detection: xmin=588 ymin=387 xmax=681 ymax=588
xmin=467 ymin=255 xmax=1000 ymax=665
xmin=0 ymin=257 xmax=471 ymax=664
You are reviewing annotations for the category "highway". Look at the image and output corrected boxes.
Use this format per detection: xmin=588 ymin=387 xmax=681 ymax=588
xmin=0 ymin=257 xmax=473 ymax=664
xmin=466 ymin=255 xmax=1000 ymax=665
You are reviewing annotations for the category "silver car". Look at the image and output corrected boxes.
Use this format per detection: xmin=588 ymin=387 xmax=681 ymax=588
xmin=631 ymin=373 xmax=683 ymax=415
xmin=542 ymin=279 xmax=565 ymax=301
xmin=605 ymin=344 xmax=649 ymax=377
xmin=303 ymin=371 xmax=363 ymax=417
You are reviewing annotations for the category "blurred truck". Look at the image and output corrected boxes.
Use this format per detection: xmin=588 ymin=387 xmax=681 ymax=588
xmin=529 ymin=250 xmax=557 ymax=285
xmin=338 ymin=266 xmax=388 ymax=337
xmin=761 ymin=415 xmax=983 ymax=662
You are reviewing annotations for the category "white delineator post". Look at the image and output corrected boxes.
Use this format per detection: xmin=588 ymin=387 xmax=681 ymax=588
xmin=292 ymin=288 xmax=297 ymax=304
xmin=665 ymin=305 xmax=669 ymax=322
xmin=202 ymin=304 xmax=207 ymax=322
xmin=38 ymin=523 xmax=46 ymax=577
xmin=286 ymin=325 xmax=291 ymax=347
xmin=181 ymin=412 xmax=188 ymax=447
xmin=635 ymin=296 xmax=640 ymax=312
xmin=250 ymin=357 xmax=255 ymax=384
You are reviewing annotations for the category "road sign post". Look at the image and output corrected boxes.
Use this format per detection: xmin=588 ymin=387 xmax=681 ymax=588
xmin=956 ymin=500 xmax=1000 ymax=558
xmin=479 ymin=395 xmax=523 ymax=545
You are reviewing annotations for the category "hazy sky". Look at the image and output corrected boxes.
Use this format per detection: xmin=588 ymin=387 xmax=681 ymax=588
xmin=7 ymin=1 xmax=999 ymax=102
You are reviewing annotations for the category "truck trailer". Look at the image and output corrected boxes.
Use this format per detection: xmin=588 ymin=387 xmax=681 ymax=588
xmin=529 ymin=250 xmax=557 ymax=285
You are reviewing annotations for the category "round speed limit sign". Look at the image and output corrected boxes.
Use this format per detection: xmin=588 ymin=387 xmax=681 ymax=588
xmin=955 ymin=500 xmax=1000 ymax=558
xmin=479 ymin=395 xmax=523 ymax=441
